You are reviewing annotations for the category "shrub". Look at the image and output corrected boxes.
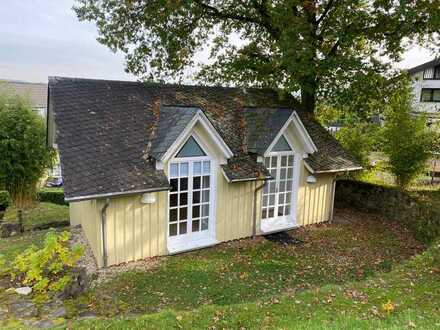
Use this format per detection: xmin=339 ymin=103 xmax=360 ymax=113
xmin=0 ymin=190 xmax=11 ymax=211
xmin=336 ymin=123 xmax=378 ymax=169
xmin=0 ymin=92 xmax=55 ymax=207
xmin=10 ymin=230 xmax=83 ymax=293
xmin=37 ymin=189 xmax=67 ymax=206
xmin=381 ymin=80 xmax=435 ymax=189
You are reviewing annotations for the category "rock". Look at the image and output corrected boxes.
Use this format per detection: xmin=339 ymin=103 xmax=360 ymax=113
xmin=48 ymin=306 xmax=66 ymax=319
xmin=60 ymin=267 xmax=88 ymax=298
xmin=0 ymin=223 xmax=23 ymax=238
xmin=33 ymin=319 xmax=54 ymax=329
xmin=77 ymin=310 xmax=98 ymax=320
xmin=10 ymin=300 xmax=38 ymax=318
xmin=0 ymin=306 xmax=8 ymax=320
xmin=15 ymin=287 xmax=32 ymax=295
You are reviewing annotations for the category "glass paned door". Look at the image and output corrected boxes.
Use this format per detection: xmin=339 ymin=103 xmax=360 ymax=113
xmin=169 ymin=160 xmax=211 ymax=240
xmin=261 ymin=154 xmax=294 ymax=221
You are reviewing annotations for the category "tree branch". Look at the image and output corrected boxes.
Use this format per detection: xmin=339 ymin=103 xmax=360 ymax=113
xmin=316 ymin=0 xmax=336 ymax=26
xmin=194 ymin=1 xmax=260 ymax=25
xmin=194 ymin=0 xmax=280 ymax=39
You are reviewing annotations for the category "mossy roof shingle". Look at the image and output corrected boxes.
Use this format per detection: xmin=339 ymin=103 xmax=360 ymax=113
xmin=49 ymin=77 xmax=361 ymax=201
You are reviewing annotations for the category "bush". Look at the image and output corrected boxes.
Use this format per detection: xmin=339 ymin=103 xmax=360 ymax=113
xmin=10 ymin=230 xmax=83 ymax=293
xmin=336 ymin=123 xmax=378 ymax=169
xmin=0 ymin=93 xmax=55 ymax=207
xmin=37 ymin=189 xmax=67 ymax=206
xmin=381 ymin=80 xmax=435 ymax=189
xmin=0 ymin=190 xmax=11 ymax=211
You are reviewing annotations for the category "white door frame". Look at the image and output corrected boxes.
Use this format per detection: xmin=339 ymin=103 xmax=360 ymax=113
xmin=166 ymin=133 xmax=218 ymax=252
xmin=261 ymin=134 xmax=301 ymax=233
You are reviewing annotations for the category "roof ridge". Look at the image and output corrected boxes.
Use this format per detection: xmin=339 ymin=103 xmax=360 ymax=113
xmin=407 ymin=58 xmax=440 ymax=74
xmin=0 ymin=79 xmax=46 ymax=86
xmin=48 ymin=76 xmax=281 ymax=93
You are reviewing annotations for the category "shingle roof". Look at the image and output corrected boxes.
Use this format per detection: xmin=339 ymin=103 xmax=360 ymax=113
xmin=150 ymin=106 xmax=199 ymax=159
xmin=244 ymin=107 xmax=293 ymax=155
xmin=49 ymin=77 xmax=361 ymax=201
xmin=407 ymin=58 xmax=440 ymax=75
xmin=301 ymin=118 xmax=361 ymax=173
xmin=0 ymin=80 xmax=47 ymax=109
xmin=221 ymin=155 xmax=271 ymax=182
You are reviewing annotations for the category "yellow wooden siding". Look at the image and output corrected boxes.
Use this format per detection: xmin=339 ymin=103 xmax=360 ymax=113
xmin=296 ymin=164 xmax=334 ymax=225
xmin=216 ymin=172 xmax=256 ymax=241
xmin=104 ymin=192 xmax=168 ymax=266
xmin=70 ymin=200 xmax=103 ymax=266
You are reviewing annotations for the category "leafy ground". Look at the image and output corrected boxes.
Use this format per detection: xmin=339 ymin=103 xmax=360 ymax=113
xmin=72 ymin=240 xmax=440 ymax=329
xmin=68 ymin=209 xmax=423 ymax=320
xmin=0 ymin=208 xmax=432 ymax=329
xmin=3 ymin=202 xmax=69 ymax=230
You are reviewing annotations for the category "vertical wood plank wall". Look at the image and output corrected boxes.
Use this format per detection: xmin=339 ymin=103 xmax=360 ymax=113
xmin=216 ymin=172 xmax=256 ymax=241
xmin=297 ymin=165 xmax=335 ymax=225
xmin=104 ymin=192 xmax=168 ymax=266
xmin=70 ymin=200 xmax=103 ymax=267
xmin=70 ymin=160 xmax=335 ymax=267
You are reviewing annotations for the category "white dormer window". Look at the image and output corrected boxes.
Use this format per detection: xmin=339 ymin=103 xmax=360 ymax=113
xmin=176 ymin=136 xmax=206 ymax=157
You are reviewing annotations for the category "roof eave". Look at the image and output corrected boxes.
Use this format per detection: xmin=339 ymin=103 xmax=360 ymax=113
xmin=314 ymin=166 xmax=364 ymax=174
xmin=65 ymin=185 xmax=171 ymax=203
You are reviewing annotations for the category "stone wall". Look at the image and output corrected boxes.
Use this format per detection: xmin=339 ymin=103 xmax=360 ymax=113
xmin=335 ymin=179 xmax=440 ymax=244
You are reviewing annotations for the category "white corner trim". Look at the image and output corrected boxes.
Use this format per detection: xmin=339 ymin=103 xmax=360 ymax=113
xmin=264 ymin=111 xmax=317 ymax=156
xmin=160 ymin=110 xmax=233 ymax=163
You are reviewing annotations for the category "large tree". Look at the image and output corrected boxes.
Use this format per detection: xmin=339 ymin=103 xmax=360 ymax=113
xmin=75 ymin=0 xmax=440 ymax=112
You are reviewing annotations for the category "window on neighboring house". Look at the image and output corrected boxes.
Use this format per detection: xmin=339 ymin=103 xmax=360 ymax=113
xmin=423 ymin=66 xmax=440 ymax=79
xmin=421 ymin=89 xmax=440 ymax=102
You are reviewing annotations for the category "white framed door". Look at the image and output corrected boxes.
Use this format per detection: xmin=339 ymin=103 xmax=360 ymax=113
xmin=168 ymin=157 xmax=215 ymax=249
xmin=261 ymin=134 xmax=298 ymax=233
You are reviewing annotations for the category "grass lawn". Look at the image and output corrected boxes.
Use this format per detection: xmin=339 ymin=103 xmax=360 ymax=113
xmin=3 ymin=202 xmax=69 ymax=231
xmin=69 ymin=209 xmax=423 ymax=320
xmin=0 ymin=231 xmax=46 ymax=260
xmin=73 ymin=241 xmax=440 ymax=329
xmin=0 ymin=208 xmax=435 ymax=329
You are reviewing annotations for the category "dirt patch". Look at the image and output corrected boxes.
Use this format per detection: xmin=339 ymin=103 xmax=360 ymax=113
xmin=69 ymin=225 xmax=161 ymax=285
xmin=264 ymin=231 xmax=304 ymax=245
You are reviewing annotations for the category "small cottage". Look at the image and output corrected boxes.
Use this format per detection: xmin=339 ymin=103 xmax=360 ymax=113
xmin=47 ymin=77 xmax=361 ymax=267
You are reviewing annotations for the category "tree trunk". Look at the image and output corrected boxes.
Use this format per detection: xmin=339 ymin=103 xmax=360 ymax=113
xmin=301 ymin=87 xmax=316 ymax=113
xmin=300 ymin=79 xmax=317 ymax=113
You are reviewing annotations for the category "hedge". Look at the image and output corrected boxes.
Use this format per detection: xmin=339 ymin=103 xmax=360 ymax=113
xmin=37 ymin=189 xmax=67 ymax=206
xmin=0 ymin=190 xmax=11 ymax=212
xmin=335 ymin=179 xmax=440 ymax=244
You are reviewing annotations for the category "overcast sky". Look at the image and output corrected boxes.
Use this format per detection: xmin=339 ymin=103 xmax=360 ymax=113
xmin=0 ymin=0 xmax=435 ymax=84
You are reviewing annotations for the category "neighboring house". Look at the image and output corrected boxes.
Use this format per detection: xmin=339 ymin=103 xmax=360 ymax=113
xmin=0 ymin=79 xmax=47 ymax=117
xmin=408 ymin=58 xmax=440 ymax=126
xmin=0 ymin=79 xmax=62 ymax=179
xmin=47 ymin=77 xmax=362 ymax=268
